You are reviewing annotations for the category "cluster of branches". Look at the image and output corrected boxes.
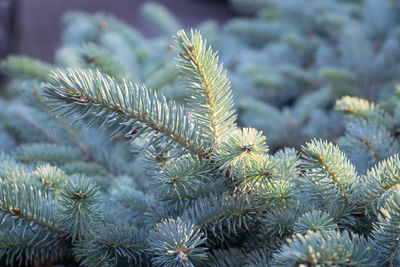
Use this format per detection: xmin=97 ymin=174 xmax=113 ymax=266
xmin=3 ymin=0 xmax=400 ymax=152
xmin=2 ymin=26 xmax=400 ymax=266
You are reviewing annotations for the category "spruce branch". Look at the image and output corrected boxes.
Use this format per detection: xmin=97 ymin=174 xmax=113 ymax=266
xmin=58 ymin=175 xmax=103 ymax=241
xmin=246 ymin=149 xmax=300 ymax=194
xmin=254 ymin=179 xmax=297 ymax=208
xmin=371 ymin=190 xmax=400 ymax=266
xmin=155 ymin=156 xmax=212 ymax=202
xmin=293 ymin=210 xmax=337 ymax=234
xmin=339 ymin=119 xmax=397 ymax=173
xmin=301 ymin=139 xmax=357 ymax=203
xmin=74 ymin=223 xmax=149 ymax=267
xmin=0 ymin=180 xmax=60 ymax=235
xmin=0 ymin=227 xmax=65 ymax=266
xmin=32 ymin=164 xmax=68 ymax=193
xmin=175 ymin=30 xmax=237 ymax=146
xmin=23 ymin=81 xmax=119 ymax=179
xmin=42 ymin=68 xmax=207 ymax=157
xmin=273 ymin=230 xmax=373 ymax=266
xmin=261 ymin=207 xmax=302 ymax=239
xmin=273 ymin=147 xmax=301 ymax=181
xmin=208 ymin=248 xmax=247 ymax=267
xmin=243 ymin=248 xmax=273 ymax=267
xmin=26 ymin=80 xmax=119 ymax=179
xmin=336 ymin=96 xmax=391 ymax=127
xmin=342 ymin=120 xmax=388 ymax=162
xmin=0 ymin=158 xmax=31 ymax=183
xmin=356 ymin=154 xmax=400 ymax=207
xmin=183 ymin=194 xmax=258 ymax=243
xmin=247 ymin=154 xmax=277 ymax=176
xmin=148 ymin=217 xmax=208 ymax=267
xmin=110 ymin=187 xmax=159 ymax=227
xmin=214 ymin=128 xmax=268 ymax=180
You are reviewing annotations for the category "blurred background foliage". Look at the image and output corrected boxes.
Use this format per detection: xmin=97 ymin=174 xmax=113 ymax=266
xmin=1 ymin=0 xmax=400 ymax=152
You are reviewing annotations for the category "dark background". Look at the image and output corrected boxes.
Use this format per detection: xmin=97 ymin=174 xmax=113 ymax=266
xmin=1 ymin=0 xmax=236 ymax=63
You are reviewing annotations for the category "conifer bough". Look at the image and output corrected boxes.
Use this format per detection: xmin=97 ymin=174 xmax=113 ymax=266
xmin=1 ymin=29 xmax=400 ymax=266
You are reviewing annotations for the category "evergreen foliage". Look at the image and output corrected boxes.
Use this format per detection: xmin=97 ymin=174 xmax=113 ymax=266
xmin=223 ymin=0 xmax=400 ymax=148
xmin=1 ymin=1 xmax=400 ymax=266
xmin=2 ymin=0 xmax=400 ymax=150
xmin=2 ymin=26 xmax=400 ymax=266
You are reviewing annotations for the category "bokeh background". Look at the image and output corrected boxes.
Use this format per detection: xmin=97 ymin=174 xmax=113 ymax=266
xmin=0 ymin=0 xmax=235 ymax=63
